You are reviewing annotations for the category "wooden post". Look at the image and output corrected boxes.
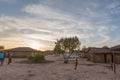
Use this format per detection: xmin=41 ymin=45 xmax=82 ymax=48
xmin=113 ymin=51 xmax=116 ymax=74
xmin=111 ymin=53 xmax=113 ymax=70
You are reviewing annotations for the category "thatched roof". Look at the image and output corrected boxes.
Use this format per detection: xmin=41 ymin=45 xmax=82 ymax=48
xmin=5 ymin=47 xmax=39 ymax=52
xmin=111 ymin=45 xmax=120 ymax=51
xmin=89 ymin=48 xmax=112 ymax=54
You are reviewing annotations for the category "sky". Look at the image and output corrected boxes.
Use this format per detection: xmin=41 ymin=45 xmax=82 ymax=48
xmin=0 ymin=0 xmax=120 ymax=51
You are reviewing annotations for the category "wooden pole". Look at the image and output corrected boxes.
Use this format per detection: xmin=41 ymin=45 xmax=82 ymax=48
xmin=113 ymin=51 xmax=116 ymax=74
xmin=111 ymin=53 xmax=113 ymax=70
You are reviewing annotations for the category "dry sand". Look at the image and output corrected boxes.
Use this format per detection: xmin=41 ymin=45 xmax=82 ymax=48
xmin=0 ymin=55 xmax=120 ymax=80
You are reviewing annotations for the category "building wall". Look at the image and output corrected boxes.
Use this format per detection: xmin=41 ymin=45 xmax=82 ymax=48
xmin=90 ymin=53 xmax=120 ymax=64
xmin=81 ymin=52 xmax=88 ymax=58
xmin=93 ymin=53 xmax=112 ymax=63
xmin=106 ymin=53 xmax=120 ymax=64
xmin=7 ymin=51 xmax=35 ymax=58
xmin=88 ymin=52 xmax=93 ymax=61
xmin=106 ymin=54 xmax=112 ymax=63
xmin=115 ymin=54 xmax=120 ymax=64
xmin=93 ymin=54 xmax=105 ymax=63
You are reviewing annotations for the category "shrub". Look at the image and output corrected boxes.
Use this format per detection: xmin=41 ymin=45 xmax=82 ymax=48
xmin=27 ymin=55 xmax=34 ymax=61
xmin=27 ymin=52 xmax=45 ymax=63
xmin=33 ymin=53 xmax=45 ymax=63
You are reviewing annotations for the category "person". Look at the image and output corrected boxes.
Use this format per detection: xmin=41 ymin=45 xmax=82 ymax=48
xmin=8 ymin=53 xmax=12 ymax=65
xmin=0 ymin=51 xmax=5 ymax=66
xmin=74 ymin=58 xmax=78 ymax=70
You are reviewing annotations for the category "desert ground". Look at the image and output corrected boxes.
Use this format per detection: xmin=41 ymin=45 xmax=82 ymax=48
xmin=0 ymin=55 xmax=120 ymax=80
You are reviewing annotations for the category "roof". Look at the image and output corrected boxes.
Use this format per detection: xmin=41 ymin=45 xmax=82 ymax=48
xmin=111 ymin=45 xmax=120 ymax=51
xmin=115 ymin=51 xmax=120 ymax=54
xmin=82 ymin=48 xmax=91 ymax=53
xmin=89 ymin=48 xmax=112 ymax=54
xmin=5 ymin=47 xmax=39 ymax=52
xmin=64 ymin=52 xmax=79 ymax=58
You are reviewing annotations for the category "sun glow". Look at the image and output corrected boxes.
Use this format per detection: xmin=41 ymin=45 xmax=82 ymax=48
xmin=0 ymin=37 xmax=53 ymax=51
xmin=29 ymin=41 xmax=41 ymax=50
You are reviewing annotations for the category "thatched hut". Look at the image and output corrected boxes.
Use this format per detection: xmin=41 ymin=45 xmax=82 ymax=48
xmin=88 ymin=48 xmax=112 ymax=63
xmin=111 ymin=45 xmax=120 ymax=51
xmin=87 ymin=45 xmax=120 ymax=63
xmin=82 ymin=48 xmax=90 ymax=58
xmin=111 ymin=45 xmax=120 ymax=63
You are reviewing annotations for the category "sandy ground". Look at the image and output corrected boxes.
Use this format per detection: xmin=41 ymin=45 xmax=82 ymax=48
xmin=0 ymin=55 xmax=120 ymax=80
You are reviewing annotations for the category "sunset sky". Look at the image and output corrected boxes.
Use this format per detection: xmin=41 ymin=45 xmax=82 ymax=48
xmin=0 ymin=0 xmax=120 ymax=51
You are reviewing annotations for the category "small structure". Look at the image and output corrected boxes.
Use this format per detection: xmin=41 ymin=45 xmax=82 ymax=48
xmin=65 ymin=50 xmax=80 ymax=61
xmin=5 ymin=47 xmax=40 ymax=58
xmin=87 ymin=45 xmax=120 ymax=63
xmin=81 ymin=48 xmax=90 ymax=58
xmin=70 ymin=50 xmax=80 ymax=59
xmin=111 ymin=45 xmax=120 ymax=63
xmin=111 ymin=45 xmax=120 ymax=51
xmin=88 ymin=48 xmax=112 ymax=63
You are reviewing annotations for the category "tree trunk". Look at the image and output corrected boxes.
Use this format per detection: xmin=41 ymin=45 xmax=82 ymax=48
xmin=67 ymin=50 xmax=74 ymax=60
xmin=63 ymin=50 xmax=74 ymax=64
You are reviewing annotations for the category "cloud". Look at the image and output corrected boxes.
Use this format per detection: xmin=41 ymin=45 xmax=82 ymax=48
xmin=23 ymin=4 xmax=73 ymax=21
xmin=106 ymin=0 xmax=120 ymax=14
xmin=0 ymin=0 xmax=119 ymax=49
xmin=107 ymin=1 xmax=120 ymax=9
xmin=0 ymin=0 xmax=17 ymax=3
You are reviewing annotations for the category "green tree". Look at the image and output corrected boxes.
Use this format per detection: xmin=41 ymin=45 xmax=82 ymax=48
xmin=54 ymin=36 xmax=81 ymax=63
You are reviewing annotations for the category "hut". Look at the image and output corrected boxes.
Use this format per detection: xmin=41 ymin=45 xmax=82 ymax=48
xmin=88 ymin=48 xmax=112 ymax=63
xmin=88 ymin=46 xmax=120 ymax=63
xmin=62 ymin=50 xmax=80 ymax=61
xmin=82 ymin=48 xmax=91 ymax=58
xmin=5 ymin=47 xmax=40 ymax=58
xmin=111 ymin=45 xmax=120 ymax=51
xmin=111 ymin=45 xmax=120 ymax=63
xmin=70 ymin=50 xmax=80 ymax=59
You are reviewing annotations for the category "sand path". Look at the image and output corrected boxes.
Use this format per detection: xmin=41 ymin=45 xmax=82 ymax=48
xmin=0 ymin=55 xmax=120 ymax=80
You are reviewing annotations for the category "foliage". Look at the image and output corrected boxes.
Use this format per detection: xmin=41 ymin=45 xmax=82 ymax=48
xmin=54 ymin=36 xmax=81 ymax=63
xmin=33 ymin=53 xmax=45 ymax=62
xmin=27 ymin=55 xmax=34 ymax=61
xmin=27 ymin=52 xmax=45 ymax=63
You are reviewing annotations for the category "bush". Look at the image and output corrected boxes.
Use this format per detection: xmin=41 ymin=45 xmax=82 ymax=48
xmin=27 ymin=52 xmax=45 ymax=63
xmin=33 ymin=53 xmax=45 ymax=63
xmin=27 ymin=55 xmax=34 ymax=61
